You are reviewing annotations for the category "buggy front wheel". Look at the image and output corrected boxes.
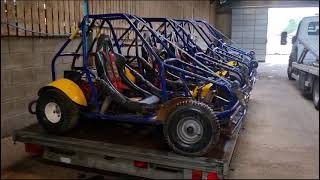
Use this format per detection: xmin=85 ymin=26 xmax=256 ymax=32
xmin=36 ymin=88 xmax=80 ymax=134
xmin=164 ymin=100 xmax=220 ymax=156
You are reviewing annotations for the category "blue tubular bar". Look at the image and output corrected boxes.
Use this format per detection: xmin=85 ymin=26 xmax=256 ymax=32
xmin=134 ymin=16 xmax=226 ymax=75
xmin=51 ymin=18 xmax=99 ymax=81
xmin=211 ymin=47 xmax=252 ymax=69
xmin=51 ymin=39 xmax=72 ymax=80
xmin=143 ymin=18 xmax=249 ymax=88
xmin=213 ymin=47 xmax=243 ymax=61
xmin=81 ymin=16 xmax=98 ymax=108
xmin=195 ymin=52 xmax=233 ymax=68
xmin=196 ymin=20 xmax=223 ymax=40
xmin=173 ymin=19 xmax=211 ymax=46
xmin=212 ymin=48 xmax=243 ymax=63
xmin=164 ymin=61 xmax=238 ymax=110
xmin=194 ymin=53 xmax=245 ymax=84
xmin=141 ymin=21 xmax=219 ymax=75
xmin=134 ymin=16 xmax=244 ymax=111
xmin=165 ymin=58 xmax=215 ymax=75
xmin=139 ymin=18 xmax=209 ymax=72
xmin=195 ymin=20 xmax=254 ymax=59
xmin=163 ymin=62 xmax=233 ymax=93
xmin=68 ymin=14 xmax=242 ymax=116
xmin=125 ymin=16 xmax=174 ymax=63
xmin=43 ymin=12 xmax=255 ymax=136
xmin=155 ymin=18 xmax=200 ymax=53
xmin=117 ymin=26 xmax=132 ymax=43
xmin=122 ymin=14 xmax=169 ymax=100
xmin=84 ymin=0 xmax=89 ymax=16
xmin=105 ymin=19 xmax=122 ymax=54
xmin=163 ymin=58 xmax=234 ymax=86
xmin=177 ymin=19 xmax=254 ymax=63
xmin=215 ymin=100 xmax=240 ymax=119
xmin=171 ymin=19 xmax=250 ymax=69
xmin=83 ymin=112 xmax=160 ymax=125
xmin=222 ymin=42 xmax=247 ymax=55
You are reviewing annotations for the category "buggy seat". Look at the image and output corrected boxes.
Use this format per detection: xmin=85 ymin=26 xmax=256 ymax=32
xmin=94 ymin=36 xmax=160 ymax=114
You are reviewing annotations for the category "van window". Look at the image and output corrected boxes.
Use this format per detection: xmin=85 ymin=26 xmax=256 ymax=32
xmin=308 ymin=21 xmax=319 ymax=35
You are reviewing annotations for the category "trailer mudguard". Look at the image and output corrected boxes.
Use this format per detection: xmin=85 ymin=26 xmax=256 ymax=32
xmin=38 ymin=78 xmax=87 ymax=106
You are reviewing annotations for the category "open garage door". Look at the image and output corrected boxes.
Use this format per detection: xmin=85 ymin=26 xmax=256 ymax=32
xmin=229 ymin=0 xmax=319 ymax=62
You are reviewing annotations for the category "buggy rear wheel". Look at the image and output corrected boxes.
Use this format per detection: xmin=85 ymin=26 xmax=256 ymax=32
xmin=36 ymin=88 xmax=80 ymax=134
xmin=164 ymin=100 xmax=220 ymax=156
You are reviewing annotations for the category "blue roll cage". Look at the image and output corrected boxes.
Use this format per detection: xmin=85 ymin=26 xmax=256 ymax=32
xmin=172 ymin=19 xmax=254 ymax=69
xmin=49 ymin=13 xmax=242 ymax=124
xmin=194 ymin=20 xmax=256 ymax=60
xmin=142 ymin=17 xmax=248 ymax=87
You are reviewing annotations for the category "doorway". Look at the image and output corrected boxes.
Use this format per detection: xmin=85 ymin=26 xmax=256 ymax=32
xmin=266 ymin=7 xmax=319 ymax=64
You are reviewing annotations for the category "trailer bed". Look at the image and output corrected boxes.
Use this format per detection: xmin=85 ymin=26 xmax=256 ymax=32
xmin=13 ymin=118 xmax=242 ymax=179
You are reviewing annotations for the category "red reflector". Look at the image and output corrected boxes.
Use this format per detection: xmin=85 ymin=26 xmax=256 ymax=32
xmin=192 ymin=170 xmax=203 ymax=180
xmin=25 ymin=143 xmax=44 ymax=156
xmin=134 ymin=161 xmax=148 ymax=168
xmin=207 ymin=171 xmax=219 ymax=180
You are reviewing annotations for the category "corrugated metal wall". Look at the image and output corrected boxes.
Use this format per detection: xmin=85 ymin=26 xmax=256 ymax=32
xmin=231 ymin=8 xmax=268 ymax=62
xmin=1 ymin=0 xmax=215 ymax=37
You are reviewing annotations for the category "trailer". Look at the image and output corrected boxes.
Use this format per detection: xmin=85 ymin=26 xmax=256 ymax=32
xmin=13 ymin=117 xmax=243 ymax=179
xmin=285 ymin=16 xmax=319 ymax=110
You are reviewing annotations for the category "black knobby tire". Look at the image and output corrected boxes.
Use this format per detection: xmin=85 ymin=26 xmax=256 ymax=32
xmin=287 ymin=48 xmax=297 ymax=80
xmin=36 ymin=88 xmax=80 ymax=134
xmin=299 ymin=73 xmax=312 ymax=99
xmin=163 ymin=100 xmax=220 ymax=156
xmin=287 ymin=56 xmax=295 ymax=80
xmin=312 ymin=79 xmax=319 ymax=110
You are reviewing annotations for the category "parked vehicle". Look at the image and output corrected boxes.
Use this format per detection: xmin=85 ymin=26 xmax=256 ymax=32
xmin=26 ymin=14 xmax=254 ymax=157
xmin=22 ymin=13 xmax=258 ymax=179
xmin=285 ymin=16 xmax=319 ymax=110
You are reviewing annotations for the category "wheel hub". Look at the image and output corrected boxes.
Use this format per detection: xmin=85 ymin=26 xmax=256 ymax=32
xmin=186 ymin=126 xmax=194 ymax=134
xmin=44 ymin=102 xmax=61 ymax=123
xmin=177 ymin=118 xmax=203 ymax=144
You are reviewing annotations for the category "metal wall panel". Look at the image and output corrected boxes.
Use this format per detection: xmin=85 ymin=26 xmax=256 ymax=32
xmin=231 ymin=8 xmax=268 ymax=62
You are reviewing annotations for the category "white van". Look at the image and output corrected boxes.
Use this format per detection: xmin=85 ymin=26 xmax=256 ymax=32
xmin=286 ymin=16 xmax=319 ymax=110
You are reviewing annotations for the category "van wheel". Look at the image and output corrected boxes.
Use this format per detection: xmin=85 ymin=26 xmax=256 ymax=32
xmin=287 ymin=65 xmax=294 ymax=80
xmin=164 ymin=100 xmax=220 ymax=156
xmin=288 ymin=48 xmax=297 ymax=80
xmin=313 ymin=79 xmax=319 ymax=110
xmin=36 ymin=89 xmax=80 ymax=134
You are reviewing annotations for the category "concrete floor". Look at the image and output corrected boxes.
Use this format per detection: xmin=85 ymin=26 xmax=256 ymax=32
xmin=1 ymin=62 xmax=319 ymax=179
xmin=228 ymin=62 xmax=319 ymax=179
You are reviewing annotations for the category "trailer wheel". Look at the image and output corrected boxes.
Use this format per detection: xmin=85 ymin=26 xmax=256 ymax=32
xmin=36 ymin=88 xmax=80 ymax=134
xmin=313 ymin=79 xmax=319 ymax=110
xmin=164 ymin=100 xmax=220 ymax=156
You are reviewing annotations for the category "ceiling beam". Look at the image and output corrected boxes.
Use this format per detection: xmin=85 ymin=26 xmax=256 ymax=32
xmin=231 ymin=0 xmax=319 ymax=8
